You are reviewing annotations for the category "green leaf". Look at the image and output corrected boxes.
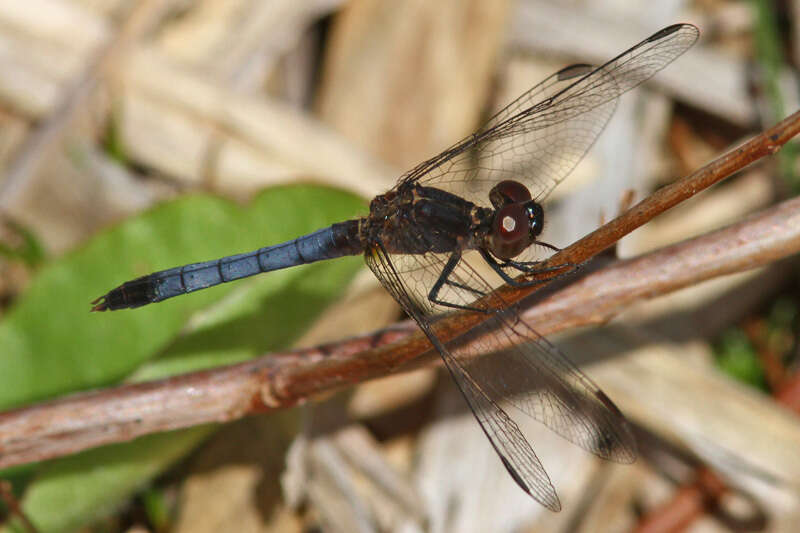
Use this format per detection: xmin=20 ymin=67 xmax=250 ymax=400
xmin=102 ymin=107 xmax=127 ymax=165
xmin=0 ymin=185 xmax=366 ymax=532
xmin=0 ymin=219 xmax=46 ymax=267
xmin=714 ymin=328 xmax=767 ymax=390
xmin=140 ymin=486 xmax=171 ymax=532
xmin=0 ymin=185 xmax=366 ymax=409
xmin=4 ymin=427 xmax=214 ymax=533
xmin=751 ymin=0 xmax=800 ymax=191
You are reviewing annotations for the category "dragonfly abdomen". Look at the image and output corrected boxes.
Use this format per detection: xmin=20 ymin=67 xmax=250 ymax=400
xmin=92 ymin=220 xmax=363 ymax=311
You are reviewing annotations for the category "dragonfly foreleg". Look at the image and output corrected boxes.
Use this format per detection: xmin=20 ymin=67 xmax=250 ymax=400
xmin=537 ymin=240 xmax=561 ymax=253
xmin=500 ymin=240 xmax=563 ymax=272
xmin=479 ymin=249 xmax=577 ymax=287
xmin=502 ymin=258 xmax=575 ymax=274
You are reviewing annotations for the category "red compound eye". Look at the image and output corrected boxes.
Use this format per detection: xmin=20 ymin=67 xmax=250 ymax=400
xmin=488 ymin=204 xmax=532 ymax=259
xmin=489 ymin=180 xmax=532 ymax=208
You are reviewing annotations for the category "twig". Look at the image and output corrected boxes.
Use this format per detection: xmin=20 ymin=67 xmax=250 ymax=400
xmin=0 ymin=112 xmax=798 ymax=469
xmin=0 ymin=480 xmax=37 ymax=532
xmin=632 ymin=467 xmax=729 ymax=533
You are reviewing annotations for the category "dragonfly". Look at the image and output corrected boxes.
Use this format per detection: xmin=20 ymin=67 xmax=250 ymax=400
xmin=93 ymin=24 xmax=699 ymax=511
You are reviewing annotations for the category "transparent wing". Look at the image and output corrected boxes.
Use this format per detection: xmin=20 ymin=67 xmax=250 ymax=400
xmin=365 ymin=245 xmax=636 ymax=509
xmin=394 ymin=23 xmax=699 ymax=205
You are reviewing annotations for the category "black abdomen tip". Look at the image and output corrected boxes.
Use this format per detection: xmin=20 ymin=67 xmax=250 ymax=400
xmin=91 ymin=276 xmax=156 ymax=311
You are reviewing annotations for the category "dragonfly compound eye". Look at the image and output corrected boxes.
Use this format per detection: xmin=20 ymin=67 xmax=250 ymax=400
xmin=488 ymin=204 xmax=533 ymax=259
xmin=489 ymin=180 xmax=533 ymax=209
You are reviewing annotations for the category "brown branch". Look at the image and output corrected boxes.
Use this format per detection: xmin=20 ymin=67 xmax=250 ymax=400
xmin=0 ymin=112 xmax=799 ymax=469
xmin=632 ymin=467 xmax=730 ymax=533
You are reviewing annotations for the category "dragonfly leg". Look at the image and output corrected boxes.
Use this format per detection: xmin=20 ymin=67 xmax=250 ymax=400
xmin=479 ymin=249 xmax=577 ymax=287
xmin=537 ymin=240 xmax=561 ymax=253
xmin=503 ymin=258 xmax=577 ymax=274
xmin=501 ymin=240 xmax=573 ymax=272
xmin=428 ymin=252 xmax=490 ymax=313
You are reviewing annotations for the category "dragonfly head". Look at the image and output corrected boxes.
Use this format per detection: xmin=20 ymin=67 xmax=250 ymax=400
xmin=487 ymin=181 xmax=544 ymax=259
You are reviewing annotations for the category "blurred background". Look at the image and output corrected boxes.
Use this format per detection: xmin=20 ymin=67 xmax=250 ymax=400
xmin=0 ymin=0 xmax=799 ymax=531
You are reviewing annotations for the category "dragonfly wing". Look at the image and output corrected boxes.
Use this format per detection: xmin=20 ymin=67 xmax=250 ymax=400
xmin=365 ymin=245 xmax=636 ymax=507
xmin=395 ymin=24 xmax=698 ymax=205
xmin=365 ymin=244 xmax=561 ymax=509
xmin=432 ymin=326 xmax=564 ymax=511
xmin=392 ymin=62 xmax=598 ymax=191
xmin=452 ymin=304 xmax=637 ymax=463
